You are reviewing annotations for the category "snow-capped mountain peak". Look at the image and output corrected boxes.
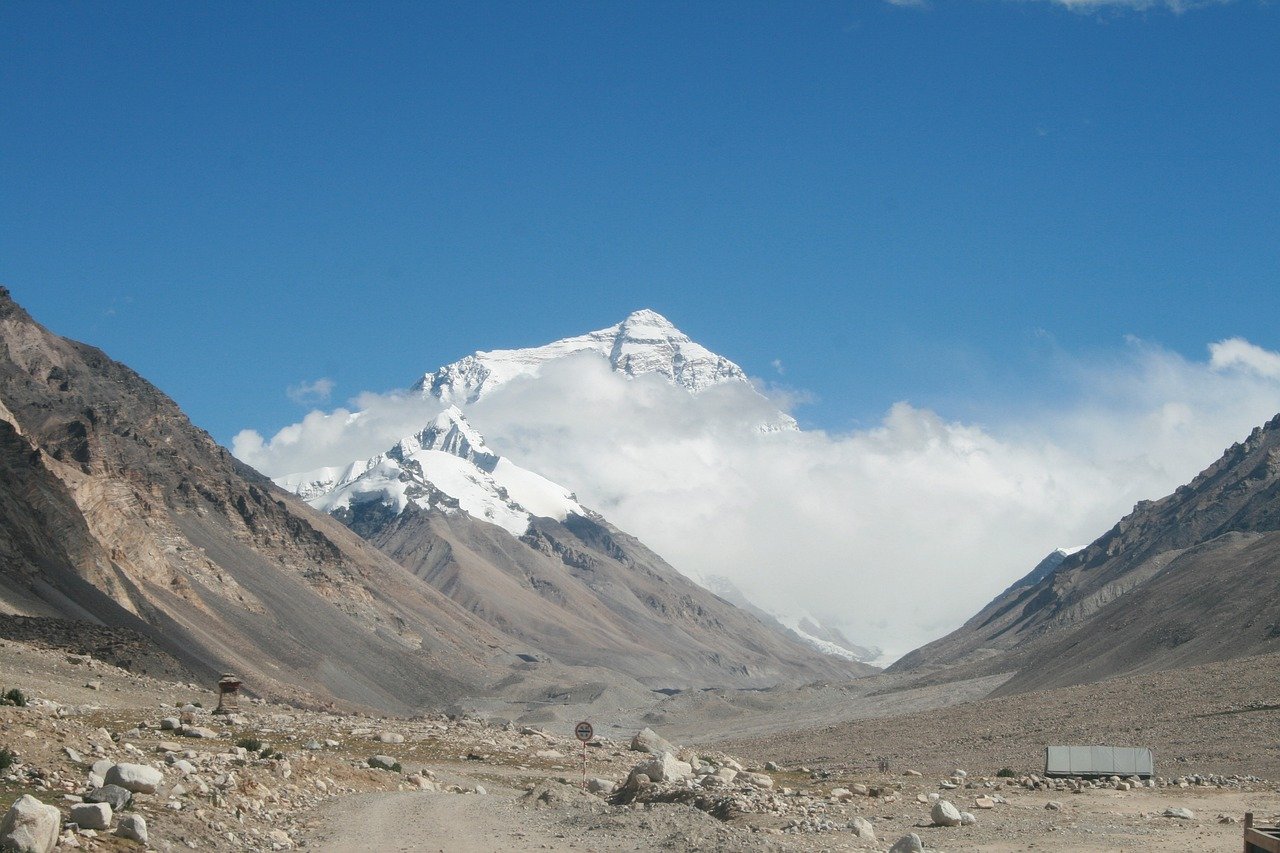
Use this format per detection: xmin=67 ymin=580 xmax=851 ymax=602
xmin=276 ymin=406 xmax=582 ymax=537
xmin=412 ymin=308 xmax=752 ymax=405
xmin=392 ymin=405 xmax=497 ymax=471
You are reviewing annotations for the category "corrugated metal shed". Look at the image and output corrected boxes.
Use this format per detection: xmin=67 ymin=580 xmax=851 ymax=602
xmin=1044 ymin=745 xmax=1154 ymax=778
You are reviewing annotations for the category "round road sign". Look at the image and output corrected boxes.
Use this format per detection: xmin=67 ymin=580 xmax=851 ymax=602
xmin=574 ymin=721 xmax=594 ymax=742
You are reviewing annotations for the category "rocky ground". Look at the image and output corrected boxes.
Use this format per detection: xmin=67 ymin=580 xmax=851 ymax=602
xmin=3 ymin=637 xmax=1280 ymax=852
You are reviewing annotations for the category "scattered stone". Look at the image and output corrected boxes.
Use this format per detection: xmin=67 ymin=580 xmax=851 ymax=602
xmin=764 ymin=761 xmax=780 ymax=772
xmin=159 ymin=717 xmax=179 ymax=730
xmin=849 ymin=816 xmax=876 ymax=842
xmin=180 ymin=725 xmax=218 ymax=739
xmin=1163 ymin=807 xmax=1196 ymax=820
xmin=630 ymin=752 xmax=692 ymax=784
xmin=69 ymin=802 xmax=112 ymax=831
xmin=104 ymin=763 xmax=163 ymax=794
xmin=116 ymin=815 xmax=148 ymax=845
xmin=975 ymin=795 xmax=996 ymax=809
xmin=889 ymin=833 xmax=924 ymax=853
xmin=902 ymin=769 xmax=922 ymax=777
xmin=84 ymin=786 xmax=132 ymax=811
xmin=960 ymin=810 xmax=977 ymax=825
xmin=629 ymin=728 xmax=676 ymax=755
xmin=931 ymin=798 xmax=963 ymax=826
xmin=1046 ymin=800 xmax=1063 ymax=811
xmin=831 ymin=787 xmax=853 ymax=800
xmin=587 ymin=778 xmax=617 ymax=795
xmin=0 ymin=794 xmax=61 ymax=853
xmin=64 ymin=747 xmax=83 ymax=764
xmin=368 ymin=755 xmax=399 ymax=771
xmin=377 ymin=732 xmax=404 ymax=744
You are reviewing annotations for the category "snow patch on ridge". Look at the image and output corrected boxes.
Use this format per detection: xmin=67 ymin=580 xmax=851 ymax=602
xmin=276 ymin=406 xmax=583 ymax=537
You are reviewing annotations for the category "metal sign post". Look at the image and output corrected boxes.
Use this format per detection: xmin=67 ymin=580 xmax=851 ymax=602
xmin=574 ymin=721 xmax=594 ymax=789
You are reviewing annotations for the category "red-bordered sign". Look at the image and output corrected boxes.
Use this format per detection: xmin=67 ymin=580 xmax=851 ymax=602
xmin=574 ymin=721 xmax=594 ymax=742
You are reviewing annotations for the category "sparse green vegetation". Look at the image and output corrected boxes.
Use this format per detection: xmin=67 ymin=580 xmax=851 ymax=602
xmin=996 ymin=767 xmax=1018 ymax=778
xmin=236 ymin=737 xmax=264 ymax=753
xmin=1 ymin=688 xmax=27 ymax=707
xmin=0 ymin=747 xmax=15 ymax=770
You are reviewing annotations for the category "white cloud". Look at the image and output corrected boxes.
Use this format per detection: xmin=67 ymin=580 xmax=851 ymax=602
xmin=1041 ymin=0 xmax=1231 ymax=11
xmin=286 ymin=378 xmax=336 ymax=405
xmin=1209 ymin=337 xmax=1280 ymax=379
xmin=234 ymin=337 xmax=1280 ymax=663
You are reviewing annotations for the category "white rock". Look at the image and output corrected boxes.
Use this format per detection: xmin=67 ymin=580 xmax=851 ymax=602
xmin=960 ymin=810 xmax=977 ymax=825
xmin=104 ymin=763 xmax=163 ymax=794
xmin=1164 ymin=807 xmax=1196 ymax=820
xmin=116 ymin=815 xmax=148 ymax=845
xmin=630 ymin=751 xmax=692 ymax=783
xmin=587 ymin=778 xmax=617 ymax=795
xmin=69 ymin=802 xmax=112 ymax=830
xmin=0 ymin=794 xmax=61 ymax=853
xmin=629 ymin=728 xmax=676 ymax=755
xmin=181 ymin=726 xmax=218 ymax=739
xmin=889 ymin=833 xmax=924 ymax=853
xmin=931 ymin=798 xmax=963 ymax=826
xmin=377 ymin=732 xmax=405 ymax=744
xmin=849 ymin=816 xmax=876 ymax=842
xmin=739 ymin=771 xmax=774 ymax=789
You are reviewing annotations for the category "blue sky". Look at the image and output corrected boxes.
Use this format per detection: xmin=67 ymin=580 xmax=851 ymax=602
xmin=3 ymin=0 xmax=1278 ymax=446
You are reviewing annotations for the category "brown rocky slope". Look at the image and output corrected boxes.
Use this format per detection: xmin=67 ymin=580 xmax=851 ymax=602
xmin=890 ymin=413 xmax=1280 ymax=694
xmin=0 ymin=286 xmax=517 ymax=711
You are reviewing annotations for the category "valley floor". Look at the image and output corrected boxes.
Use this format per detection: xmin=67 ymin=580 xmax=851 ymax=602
xmin=3 ymin=637 xmax=1279 ymax=852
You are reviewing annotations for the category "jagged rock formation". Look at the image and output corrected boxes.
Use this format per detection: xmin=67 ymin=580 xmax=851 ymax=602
xmin=891 ymin=415 xmax=1280 ymax=694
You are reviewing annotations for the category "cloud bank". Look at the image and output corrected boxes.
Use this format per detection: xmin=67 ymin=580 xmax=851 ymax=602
xmin=234 ymin=339 xmax=1280 ymax=663
xmin=286 ymin=377 xmax=336 ymax=405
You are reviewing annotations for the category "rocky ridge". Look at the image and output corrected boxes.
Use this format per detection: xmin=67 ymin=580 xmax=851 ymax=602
xmin=890 ymin=413 xmax=1280 ymax=694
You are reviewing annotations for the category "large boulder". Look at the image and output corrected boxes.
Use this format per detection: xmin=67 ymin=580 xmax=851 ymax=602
xmin=629 ymin=728 xmax=676 ymax=755
xmin=888 ymin=834 xmax=924 ymax=853
xmin=630 ymin=751 xmax=692 ymax=784
xmin=931 ymin=798 xmax=962 ymax=826
xmin=849 ymin=816 xmax=876 ymax=842
xmin=0 ymin=794 xmax=61 ymax=853
xmin=116 ymin=814 xmax=148 ymax=844
xmin=69 ymin=802 xmax=112 ymax=830
xmin=104 ymin=762 xmax=163 ymax=794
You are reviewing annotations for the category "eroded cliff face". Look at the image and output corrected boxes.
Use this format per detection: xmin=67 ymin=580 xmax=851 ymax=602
xmin=0 ymin=287 xmax=510 ymax=711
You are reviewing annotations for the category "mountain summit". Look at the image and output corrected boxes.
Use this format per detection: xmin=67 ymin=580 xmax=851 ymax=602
xmin=277 ymin=406 xmax=583 ymax=538
xmin=413 ymin=309 xmax=756 ymax=405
